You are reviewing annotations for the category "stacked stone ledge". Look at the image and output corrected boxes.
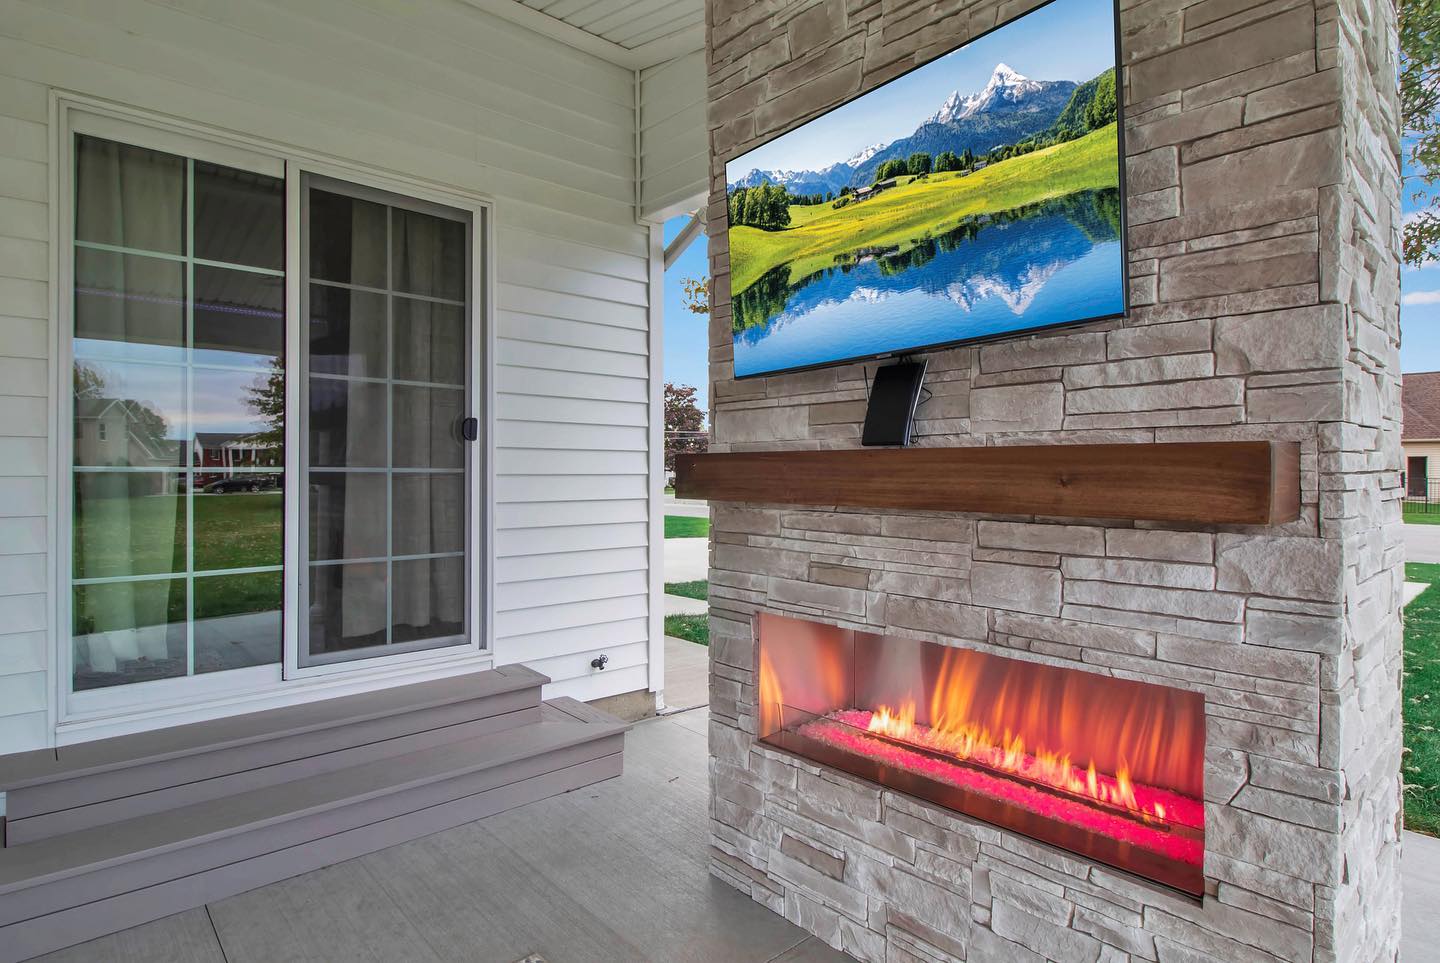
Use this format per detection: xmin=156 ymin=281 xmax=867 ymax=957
xmin=704 ymin=0 xmax=1402 ymax=960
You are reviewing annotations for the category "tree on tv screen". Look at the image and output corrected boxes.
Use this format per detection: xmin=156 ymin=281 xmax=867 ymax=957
xmin=728 ymin=183 xmax=791 ymax=231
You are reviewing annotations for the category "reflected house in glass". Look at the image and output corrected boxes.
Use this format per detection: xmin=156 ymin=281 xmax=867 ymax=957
xmin=191 ymin=431 xmax=281 ymax=487
xmin=73 ymin=397 xmax=182 ymax=481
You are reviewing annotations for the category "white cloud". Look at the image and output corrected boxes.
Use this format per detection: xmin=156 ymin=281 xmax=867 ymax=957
xmin=1402 ymin=290 xmax=1440 ymax=305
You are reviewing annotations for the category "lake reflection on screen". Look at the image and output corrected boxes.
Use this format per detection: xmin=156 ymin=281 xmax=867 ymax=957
xmin=731 ymin=189 xmax=1125 ymax=378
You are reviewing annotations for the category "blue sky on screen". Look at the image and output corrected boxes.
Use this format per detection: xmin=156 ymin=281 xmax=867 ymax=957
xmin=727 ymin=0 xmax=1116 ymax=178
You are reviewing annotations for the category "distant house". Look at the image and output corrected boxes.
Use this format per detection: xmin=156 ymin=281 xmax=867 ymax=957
xmin=192 ymin=431 xmax=280 ymax=484
xmin=853 ymin=178 xmax=897 ymax=201
xmin=73 ymin=398 xmax=180 ymax=471
xmin=1402 ymin=371 xmax=1440 ymax=496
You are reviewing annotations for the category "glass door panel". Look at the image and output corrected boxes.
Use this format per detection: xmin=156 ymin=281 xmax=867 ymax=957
xmin=300 ymin=179 xmax=472 ymax=668
xmin=69 ymin=133 xmax=285 ymax=694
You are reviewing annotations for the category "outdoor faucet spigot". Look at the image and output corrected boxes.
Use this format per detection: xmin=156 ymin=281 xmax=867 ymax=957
xmin=591 ymin=655 xmax=609 ymax=670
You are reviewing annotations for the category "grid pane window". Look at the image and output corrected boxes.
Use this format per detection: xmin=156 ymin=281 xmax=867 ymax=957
xmin=302 ymin=185 xmax=470 ymax=665
xmin=70 ymin=134 xmax=285 ymax=692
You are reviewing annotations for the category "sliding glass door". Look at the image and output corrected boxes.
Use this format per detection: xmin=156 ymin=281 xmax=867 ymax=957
xmin=299 ymin=177 xmax=474 ymax=669
xmin=63 ymin=111 xmax=485 ymax=718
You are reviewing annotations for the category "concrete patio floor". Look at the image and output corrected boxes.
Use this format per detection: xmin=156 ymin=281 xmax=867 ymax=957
xmin=33 ymin=709 xmax=846 ymax=963
xmin=27 ymin=707 xmax=1438 ymax=962
xmin=662 ymin=634 xmax=709 ymax=713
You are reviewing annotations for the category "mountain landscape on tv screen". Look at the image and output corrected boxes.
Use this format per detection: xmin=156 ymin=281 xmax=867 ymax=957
xmin=725 ymin=36 xmax=1125 ymax=378
xmin=728 ymin=64 xmax=1085 ymax=197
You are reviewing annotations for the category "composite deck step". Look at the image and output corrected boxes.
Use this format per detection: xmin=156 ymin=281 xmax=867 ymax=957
xmin=0 ymin=664 xmax=547 ymax=844
xmin=0 ymin=697 xmax=627 ymax=963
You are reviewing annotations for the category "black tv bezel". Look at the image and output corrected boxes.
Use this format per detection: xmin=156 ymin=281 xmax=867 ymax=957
xmin=724 ymin=0 xmax=1129 ymax=381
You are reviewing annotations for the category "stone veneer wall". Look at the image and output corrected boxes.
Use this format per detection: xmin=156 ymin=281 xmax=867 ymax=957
xmin=703 ymin=0 xmax=1404 ymax=961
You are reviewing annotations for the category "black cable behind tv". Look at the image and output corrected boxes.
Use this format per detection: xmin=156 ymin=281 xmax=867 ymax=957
xmin=862 ymin=359 xmax=928 ymax=447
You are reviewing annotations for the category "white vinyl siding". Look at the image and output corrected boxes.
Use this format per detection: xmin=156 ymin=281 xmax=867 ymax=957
xmin=639 ymin=49 xmax=708 ymax=221
xmin=0 ymin=0 xmax=658 ymax=749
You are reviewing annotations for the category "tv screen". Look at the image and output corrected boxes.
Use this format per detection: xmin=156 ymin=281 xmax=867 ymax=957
xmin=725 ymin=0 xmax=1125 ymax=379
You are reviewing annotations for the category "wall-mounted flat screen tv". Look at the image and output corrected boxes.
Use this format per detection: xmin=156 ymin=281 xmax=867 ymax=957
xmin=725 ymin=0 xmax=1125 ymax=379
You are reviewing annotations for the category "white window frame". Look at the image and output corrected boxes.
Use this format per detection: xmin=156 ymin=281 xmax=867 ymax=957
xmin=51 ymin=97 xmax=497 ymax=741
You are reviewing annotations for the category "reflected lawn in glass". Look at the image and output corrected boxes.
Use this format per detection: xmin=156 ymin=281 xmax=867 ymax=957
xmin=194 ymin=490 xmax=283 ymax=571
xmin=73 ymin=472 xmax=186 ymax=579
xmin=73 ymin=578 xmax=187 ymax=690
xmin=194 ymin=570 xmax=282 ymax=673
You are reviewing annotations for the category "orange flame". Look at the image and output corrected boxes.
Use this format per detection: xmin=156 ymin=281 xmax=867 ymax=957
xmin=864 ymin=699 xmax=1169 ymax=822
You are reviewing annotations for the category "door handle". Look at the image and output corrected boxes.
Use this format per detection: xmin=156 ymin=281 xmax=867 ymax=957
xmin=461 ymin=417 xmax=479 ymax=442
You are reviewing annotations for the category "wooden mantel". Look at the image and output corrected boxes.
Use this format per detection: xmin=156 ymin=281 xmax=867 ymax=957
xmin=674 ymin=441 xmax=1300 ymax=525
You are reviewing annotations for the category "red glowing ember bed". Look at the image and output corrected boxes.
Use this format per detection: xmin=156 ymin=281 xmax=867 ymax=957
xmin=756 ymin=613 xmax=1206 ymax=895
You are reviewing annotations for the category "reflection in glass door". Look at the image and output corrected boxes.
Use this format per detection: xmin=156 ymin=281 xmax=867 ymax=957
xmin=300 ymin=178 xmax=472 ymax=667
xmin=69 ymin=133 xmax=286 ymax=692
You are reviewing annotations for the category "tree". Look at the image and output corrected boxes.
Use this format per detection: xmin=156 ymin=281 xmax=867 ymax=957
xmin=664 ymin=383 xmax=707 ymax=471
xmin=246 ymin=357 xmax=285 ymax=451
xmin=680 ymin=276 xmax=709 ymax=315
xmin=1084 ymin=69 xmax=1118 ymax=131
xmin=1403 ymin=0 xmax=1440 ymax=266
xmin=728 ymin=183 xmax=791 ymax=230
xmin=875 ymin=158 xmax=907 ymax=182
xmin=907 ymin=152 xmax=932 ymax=176
xmin=934 ymin=150 xmax=959 ymax=172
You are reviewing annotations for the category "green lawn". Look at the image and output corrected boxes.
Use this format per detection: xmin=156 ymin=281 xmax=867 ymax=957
xmin=1405 ymin=505 xmax=1440 ymax=525
xmin=664 ymin=580 xmax=708 ymax=601
xmin=1404 ymin=562 xmax=1440 ymax=836
xmin=664 ymin=614 xmax=709 ymax=646
xmin=728 ymin=124 xmax=1120 ymax=295
xmin=74 ymin=491 xmax=284 ymax=628
xmin=665 ymin=515 xmax=709 ymax=538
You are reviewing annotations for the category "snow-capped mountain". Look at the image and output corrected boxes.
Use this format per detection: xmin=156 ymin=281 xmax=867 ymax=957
xmin=843 ymin=142 xmax=887 ymax=167
xmin=926 ymin=64 xmax=1049 ymax=124
xmin=729 ymin=63 xmax=1082 ymax=194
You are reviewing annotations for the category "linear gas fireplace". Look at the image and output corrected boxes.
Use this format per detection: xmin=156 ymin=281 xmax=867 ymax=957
xmin=756 ymin=612 xmax=1206 ymax=895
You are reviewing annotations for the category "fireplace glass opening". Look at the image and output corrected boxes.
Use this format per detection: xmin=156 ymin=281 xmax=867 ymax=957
xmin=756 ymin=612 xmax=1205 ymax=895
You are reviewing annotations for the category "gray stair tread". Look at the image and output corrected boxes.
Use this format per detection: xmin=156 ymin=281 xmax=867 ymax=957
xmin=0 ymin=701 xmax=622 ymax=893
xmin=0 ymin=665 xmax=549 ymax=791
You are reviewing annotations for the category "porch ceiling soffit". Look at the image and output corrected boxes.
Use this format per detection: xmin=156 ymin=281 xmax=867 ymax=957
xmin=462 ymin=0 xmax=704 ymax=70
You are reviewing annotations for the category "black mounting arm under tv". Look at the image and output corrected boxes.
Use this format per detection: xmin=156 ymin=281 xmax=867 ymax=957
xmin=861 ymin=357 xmax=928 ymax=447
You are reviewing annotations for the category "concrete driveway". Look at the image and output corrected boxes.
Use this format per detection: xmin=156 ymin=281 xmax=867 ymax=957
xmin=1405 ymin=523 xmax=1440 ymax=564
xmin=663 ymin=536 xmax=709 ymax=582
xmin=663 ymin=492 xmax=709 ymax=518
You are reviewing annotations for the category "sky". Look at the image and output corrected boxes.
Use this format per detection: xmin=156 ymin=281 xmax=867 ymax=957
xmin=663 ymin=215 xmax=711 ymax=417
xmin=1402 ymin=133 xmax=1440 ymax=373
xmin=726 ymin=0 xmax=1117 ymax=179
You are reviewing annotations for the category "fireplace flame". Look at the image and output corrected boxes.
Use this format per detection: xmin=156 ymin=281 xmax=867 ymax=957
xmin=863 ymin=698 xmax=1174 ymax=823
